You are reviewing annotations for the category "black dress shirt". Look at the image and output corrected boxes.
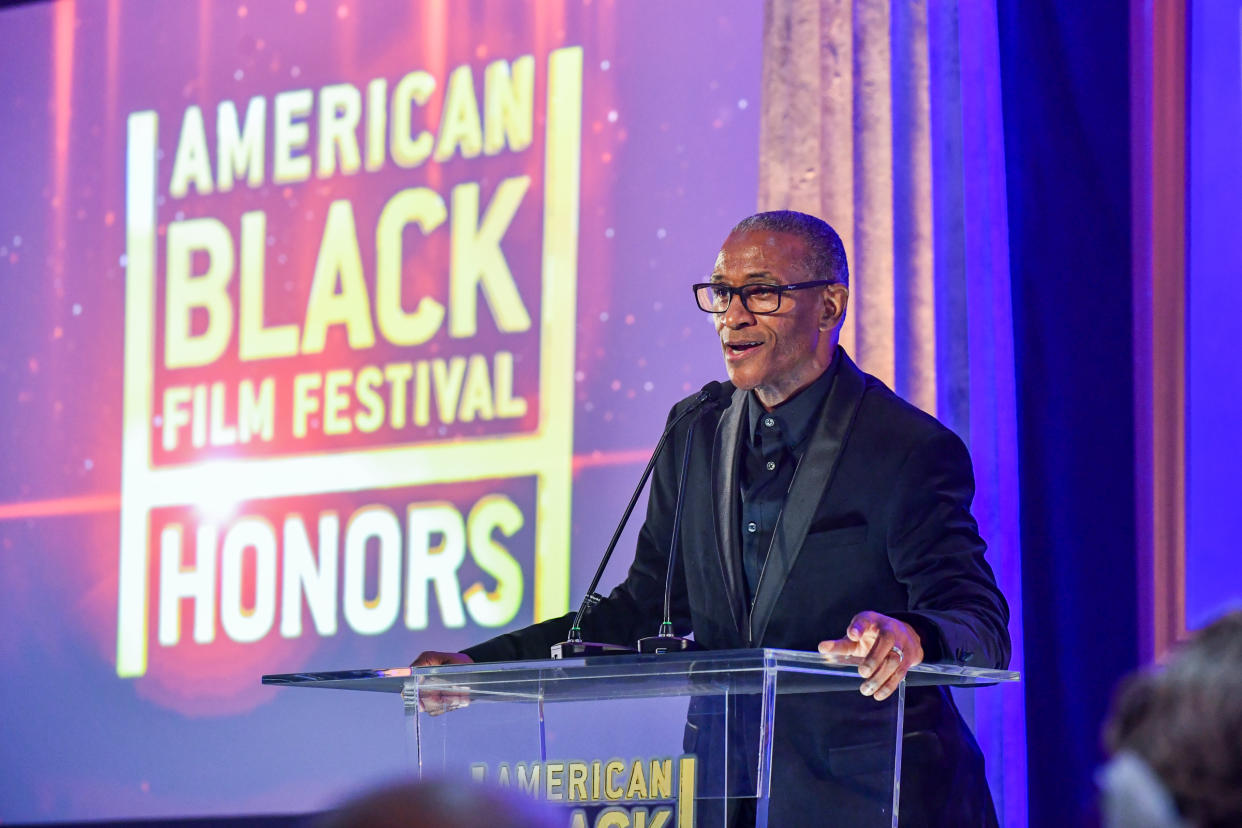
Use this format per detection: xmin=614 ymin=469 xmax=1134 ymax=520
xmin=738 ymin=351 xmax=840 ymax=603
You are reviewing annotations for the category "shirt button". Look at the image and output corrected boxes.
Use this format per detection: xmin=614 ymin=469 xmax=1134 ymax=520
xmin=746 ymin=521 xmax=758 ymax=533
xmin=765 ymin=460 xmax=776 ymax=471
xmin=763 ymin=417 xmax=775 ymax=428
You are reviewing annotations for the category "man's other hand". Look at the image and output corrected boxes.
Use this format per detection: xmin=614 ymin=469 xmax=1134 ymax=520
xmin=409 ymin=651 xmax=474 ymax=715
xmin=411 ymin=650 xmax=474 ymax=668
xmin=817 ymin=611 xmax=924 ymax=702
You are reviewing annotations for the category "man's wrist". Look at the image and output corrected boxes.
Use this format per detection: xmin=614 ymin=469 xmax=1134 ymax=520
xmin=892 ymin=613 xmax=944 ymax=662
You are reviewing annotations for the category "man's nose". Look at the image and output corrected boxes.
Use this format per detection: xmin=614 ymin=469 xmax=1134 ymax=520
xmin=721 ymin=295 xmax=755 ymax=328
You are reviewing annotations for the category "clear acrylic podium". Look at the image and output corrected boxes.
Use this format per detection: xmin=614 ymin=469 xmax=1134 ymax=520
xmin=263 ymin=649 xmax=1017 ymax=827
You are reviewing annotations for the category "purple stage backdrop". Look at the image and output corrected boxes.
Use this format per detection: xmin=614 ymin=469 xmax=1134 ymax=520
xmin=0 ymin=0 xmax=762 ymax=821
xmin=1186 ymin=0 xmax=1242 ymax=631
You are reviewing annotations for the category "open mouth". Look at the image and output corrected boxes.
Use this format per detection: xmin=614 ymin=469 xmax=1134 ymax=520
xmin=724 ymin=340 xmax=763 ymax=357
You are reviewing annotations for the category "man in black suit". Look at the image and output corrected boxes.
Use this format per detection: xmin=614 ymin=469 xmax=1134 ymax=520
xmin=415 ymin=211 xmax=1010 ymax=826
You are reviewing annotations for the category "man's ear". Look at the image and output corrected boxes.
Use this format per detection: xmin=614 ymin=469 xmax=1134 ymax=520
xmin=820 ymin=303 xmax=837 ymax=329
xmin=820 ymin=284 xmax=848 ymax=330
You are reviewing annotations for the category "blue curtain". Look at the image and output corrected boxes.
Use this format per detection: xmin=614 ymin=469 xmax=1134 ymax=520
xmin=997 ymin=1 xmax=1141 ymax=824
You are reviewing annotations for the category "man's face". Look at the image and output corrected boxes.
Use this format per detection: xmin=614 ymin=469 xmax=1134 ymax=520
xmin=710 ymin=229 xmax=842 ymax=408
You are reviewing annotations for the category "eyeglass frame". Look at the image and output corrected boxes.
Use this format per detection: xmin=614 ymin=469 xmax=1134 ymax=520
xmin=691 ymin=279 xmax=837 ymax=314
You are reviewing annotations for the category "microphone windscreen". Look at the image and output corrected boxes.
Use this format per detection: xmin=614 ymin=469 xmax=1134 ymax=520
xmin=697 ymin=380 xmax=734 ymax=408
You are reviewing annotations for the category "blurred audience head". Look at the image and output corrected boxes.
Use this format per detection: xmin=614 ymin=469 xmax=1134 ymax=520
xmin=1102 ymin=610 xmax=1242 ymax=828
xmin=318 ymin=777 xmax=559 ymax=828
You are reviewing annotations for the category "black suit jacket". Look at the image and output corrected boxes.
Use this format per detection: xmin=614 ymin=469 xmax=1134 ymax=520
xmin=465 ymin=350 xmax=1011 ymax=826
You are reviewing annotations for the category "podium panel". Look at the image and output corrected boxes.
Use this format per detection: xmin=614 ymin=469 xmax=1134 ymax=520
xmin=264 ymin=649 xmax=1018 ymax=827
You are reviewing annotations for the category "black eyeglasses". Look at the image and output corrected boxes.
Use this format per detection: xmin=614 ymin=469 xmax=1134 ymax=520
xmin=692 ymin=280 xmax=835 ymax=314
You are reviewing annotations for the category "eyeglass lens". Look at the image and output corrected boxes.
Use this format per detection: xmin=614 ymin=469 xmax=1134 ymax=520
xmin=695 ymin=284 xmax=781 ymax=313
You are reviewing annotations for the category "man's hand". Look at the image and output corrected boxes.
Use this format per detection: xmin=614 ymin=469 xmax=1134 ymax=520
xmin=817 ymin=611 xmax=923 ymax=702
xmin=411 ymin=650 xmax=474 ymax=669
xmin=410 ymin=651 xmax=474 ymax=715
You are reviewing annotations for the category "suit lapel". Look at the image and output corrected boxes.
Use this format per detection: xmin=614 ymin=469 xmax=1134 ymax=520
xmin=712 ymin=387 xmax=749 ymax=636
xmin=748 ymin=355 xmax=867 ymax=645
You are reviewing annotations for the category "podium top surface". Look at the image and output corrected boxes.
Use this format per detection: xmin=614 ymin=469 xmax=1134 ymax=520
xmin=262 ymin=648 xmax=1019 ymax=704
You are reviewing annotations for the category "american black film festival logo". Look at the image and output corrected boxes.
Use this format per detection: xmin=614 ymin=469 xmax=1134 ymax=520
xmin=117 ymin=47 xmax=583 ymax=678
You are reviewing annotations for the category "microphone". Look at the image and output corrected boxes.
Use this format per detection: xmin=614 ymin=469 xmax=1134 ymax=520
xmin=552 ymin=380 xmax=733 ymax=659
xmin=636 ymin=404 xmax=707 ymax=654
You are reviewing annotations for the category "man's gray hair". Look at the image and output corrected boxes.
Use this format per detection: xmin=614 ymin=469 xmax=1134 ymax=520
xmin=729 ymin=210 xmax=850 ymax=286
